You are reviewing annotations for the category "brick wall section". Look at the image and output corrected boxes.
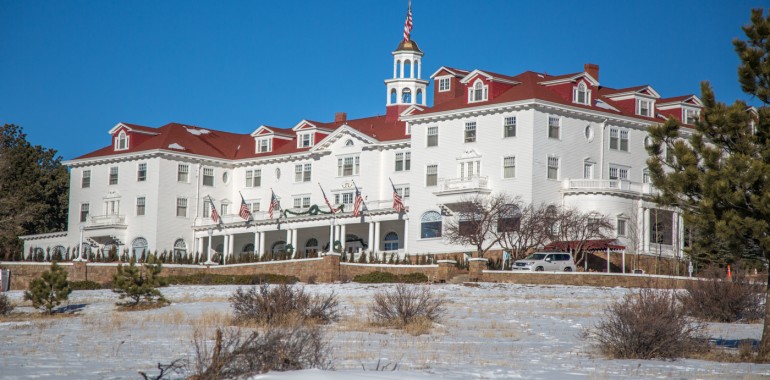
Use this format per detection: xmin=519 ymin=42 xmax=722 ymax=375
xmin=468 ymin=258 xmax=487 ymax=282
xmin=482 ymin=271 xmax=694 ymax=289
xmin=435 ymin=260 xmax=457 ymax=283
xmin=340 ymin=262 xmax=438 ymax=282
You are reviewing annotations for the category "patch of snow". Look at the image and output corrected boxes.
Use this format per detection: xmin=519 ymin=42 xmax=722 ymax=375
xmin=185 ymin=127 xmax=211 ymax=136
xmin=168 ymin=143 xmax=186 ymax=150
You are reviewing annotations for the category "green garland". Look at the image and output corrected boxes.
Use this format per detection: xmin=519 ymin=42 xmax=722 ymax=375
xmin=282 ymin=204 xmax=345 ymax=218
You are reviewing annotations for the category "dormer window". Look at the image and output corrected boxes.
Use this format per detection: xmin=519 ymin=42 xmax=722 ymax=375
xmin=257 ymin=138 xmax=272 ymax=153
xmin=468 ymin=80 xmax=488 ymax=103
xmin=636 ymin=98 xmax=652 ymax=117
xmin=438 ymin=77 xmax=451 ymax=92
xmin=573 ymin=82 xmax=590 ymax=105
xmin=684 ymin=108 xmax=699 ymax=124
xmin=115 ymin=131 xmax=129 ymax=151
xmin=298 ymin=133 xmax=313 ymax=148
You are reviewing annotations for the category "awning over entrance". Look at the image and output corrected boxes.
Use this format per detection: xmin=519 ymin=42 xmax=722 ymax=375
xmin=543 ymin=239 xmax=625 ymax=252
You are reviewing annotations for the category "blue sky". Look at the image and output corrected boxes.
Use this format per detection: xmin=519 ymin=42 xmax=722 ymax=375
xmin=0 ymin=0 xmax=764 ymax=160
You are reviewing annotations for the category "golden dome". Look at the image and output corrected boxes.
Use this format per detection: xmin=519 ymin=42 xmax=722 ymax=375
xmin=395 ymin=39 xmax=422 ymax=53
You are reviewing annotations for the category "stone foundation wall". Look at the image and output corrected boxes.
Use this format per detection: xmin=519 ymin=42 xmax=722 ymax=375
xmin=340 ymin=263 xmax=438 ymax=282
xmin=482 ymin=271 xmax=694 ymax=289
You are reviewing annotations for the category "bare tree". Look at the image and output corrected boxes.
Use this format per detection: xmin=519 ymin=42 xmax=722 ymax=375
xmin=493 ymin=202 xmax=554 ymax=260
xmin=443 ymin=193 xmax=517 ymax=258
xmin=548 ymin=206 xmax=614 ymax=266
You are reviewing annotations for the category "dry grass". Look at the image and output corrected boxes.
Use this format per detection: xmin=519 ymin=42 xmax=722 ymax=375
xmin=0 ymin=312 xmax=78 ymax=323
xmin=116 ymin=302 xmax=168 ymax=312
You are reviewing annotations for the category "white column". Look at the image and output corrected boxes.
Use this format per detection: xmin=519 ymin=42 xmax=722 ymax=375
xmin=410 ymin=59 xmax=415 ymax=78
xmin=393 ymin=59 xmax=397 ymax=78
xmin=367 ymin=222 xmax=374 ymax=253
xmin=258 ymin=231 xmax=266 ymax=258
xmin=373 ymin=221 xmax=381 ymax=255
xmin=606 ymin=247 xmax=611 ymax=273
xmin=399 ymin=60 xmax=404 ymax=79
xmin=643 ymin=208 xmax=651 ymax=254
xmin=403 ymin=218 xmax=409 ymax=254
xmin=622 ymin=249 xmax=626 ymax=274
xmin=291 ymin=228 xmax=299 ymax=256
xmin=197 ymin=237 xmax=204 ymax=262
xmin=76 ymin=226 xmax=85 ymax=261
xmin=678 ymin=213 xmax=685 ymax=258
xmin=228 ymin=233 xmax=235 ymax=262
xmin=206 ymin=229 xmax=214 ymax=264
xmin=417 ymin=59 xmax=421 ymax=78
xmin=253 ymin=229 xmax=259 ymax=256
xmin=340 ymin=224 xmax=347 ymax=253
xmin=329 ymin=218 xmax=335 ymax=252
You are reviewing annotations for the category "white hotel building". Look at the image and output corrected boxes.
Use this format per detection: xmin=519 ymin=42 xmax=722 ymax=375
xmin=21 ymin=35 xmax=701 ymax=262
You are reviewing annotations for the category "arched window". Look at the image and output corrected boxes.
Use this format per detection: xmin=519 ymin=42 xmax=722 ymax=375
xmin=51 ymin=245 xmax=66 ymax=260
xmin=174 ymin=239 xmax=187 ymax=257
xmin=242 ymin=243 xmax=254 ymax=253
xmin=384 ymin=232 xmax=399 ymax=251
xmin=396 ymin=60 xmax=401 ymax=78
xmin=116 ymin=131 xmax=128 ymax=150
xmin=416 ymin=89 xmax=423 ymax=104
xmin=345 ymin=139 xmax=354 ymax=146
xmin=574 ymin=82 xmax=589 ymax=105
xmin=271 ymin=241 xmax=286 ymax=256
xmin=215 ymin=243 xmax=224 ymax=254
xmin=304 ymin=238 xmax=318 ymax=257
xmin=469 ymin=80 xmax=488 ymax=102
xmin=415 ymin=60 xmax=420 ymax=78
xmin=390 ymin=88 xmax=397 ymax=104
xmin=401 ymin=88 xmax=412 ymax=103
xmin=420 ymin=211 xmax=443 ymax=239
xmin=403 ymin=59 xmax=412 ymax=78
xmin=131 ymin=238 xmax=147 ymax=258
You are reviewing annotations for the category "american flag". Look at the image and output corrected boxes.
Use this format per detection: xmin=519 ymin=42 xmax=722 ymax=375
xmin=390 ymin=179 xmax=405 ymax=213
xmin=352 ymin=184 xmax=364 ymax=217
xmin=319 ymin=183 xmax=336 ymax=214
xmin=268 ymin=190 xmax=279 ymax=219
xmin=209 ymin=200 xmax=220 ymax=224
xmin=403 ymin=1 xmax=413 ymax=42
xmin=238 ymin=193 xmax=252 ymax=221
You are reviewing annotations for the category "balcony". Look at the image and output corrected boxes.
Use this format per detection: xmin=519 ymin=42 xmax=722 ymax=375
xmin=561 ymin=179 xmax=657 ymax=196
xmin=433 ymin=176 xmax=491 ymax=196
xmin=85 ymin=214 xmax=127 ymax=230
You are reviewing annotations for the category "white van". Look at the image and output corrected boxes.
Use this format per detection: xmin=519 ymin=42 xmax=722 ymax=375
xmin=512 ymin=252 xmax=576 ymax=272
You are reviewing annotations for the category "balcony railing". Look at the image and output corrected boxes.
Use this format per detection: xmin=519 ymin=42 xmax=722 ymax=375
xmin=561 ymin=179 xmax=656 ymax=195
xmin=86 ymin=214 xmax=126 ymax=228
xmin=434 ymin=176 xmax=491 ymax=195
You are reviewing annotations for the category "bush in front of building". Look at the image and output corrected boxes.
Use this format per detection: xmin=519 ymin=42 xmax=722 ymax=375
xmin=69 ymin=280 xmax=105 ymax=290
xmin=680 ymin=268 xmax=764 ymax=323
xmin=230 ymin=283 xmax=339 ymax=326
xmin=368 ymin=284 xmax=447 ymax=333
xmin=163 ymin=273 xmax=299 ymax=286
xmin=0 ymin=293 xmax=13 ymax=316
xmin=353 ymin=271 xmax=429 ymax=284
xmin=112 ymin=256 xmax=168 ymax=308
xmin=23 ymin=262 xmax=72 ymax=314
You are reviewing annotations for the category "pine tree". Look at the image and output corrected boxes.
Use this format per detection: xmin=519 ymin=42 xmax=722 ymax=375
xmin=111 ymin=256 xmax=168 ymax=307
xmin=23 ymin=262 xmax=71 ymax=314
xmin=647 ymin=9 xmax=770 ymax=359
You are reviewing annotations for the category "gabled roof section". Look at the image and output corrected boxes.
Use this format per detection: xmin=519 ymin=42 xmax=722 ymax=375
xmin=538 ymin=72 xmax=599 ymax=87
xmin=602 ymin=85 xmax=660 ymax=99
xmin=310 ymin=124 xmax=379 ymax=152
xmin=430 ymin=66 xmax=470 ymax=79
xmin=291 ymin=120 xmax=334 ymax=133
xmin=107 ymin=122 xmax=159 ymax=136
xmin=657 ymin=95 xmax=703 ymax=107
xmin=460 ymin=69 xmax=520 ymax=85
xmin=250 ymin=125 xmax=294 ymax=139
xmin=401 ymin=105 xmax=425 ymax=116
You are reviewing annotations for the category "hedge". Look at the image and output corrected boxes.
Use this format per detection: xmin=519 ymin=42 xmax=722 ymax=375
xmin=352 ymin=271 xmax=429 ymax=284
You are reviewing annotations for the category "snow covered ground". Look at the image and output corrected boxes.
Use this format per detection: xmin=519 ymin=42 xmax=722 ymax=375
xmin=1 ymin=283 xmax=768 ymax=379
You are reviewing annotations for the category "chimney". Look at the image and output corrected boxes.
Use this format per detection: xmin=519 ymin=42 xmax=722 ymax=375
xmin=584 ymin=63 xmax=599 ymax=81
xmin=334 ymin=112 xmax=347 ymax=123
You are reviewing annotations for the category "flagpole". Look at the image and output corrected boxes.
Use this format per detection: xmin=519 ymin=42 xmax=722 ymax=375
xmin=318 ymin=182 xmax=337 ymax=254
xmin=351 ymin=179 xmax=369 ymax=221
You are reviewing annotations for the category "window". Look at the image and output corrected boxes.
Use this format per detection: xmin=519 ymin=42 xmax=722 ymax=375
xmin=468 ymin=80 xmax=488 ymax=102
xmin=136 ymin=197 xmax=145 ymax=216
xmin=176 ymin=198 xmax=187 ymax=217
xmin=620 ymin=130 xmax=629 ymax=151
xmin=394 ymin=185 xmax=410 ymax=199
xmin=246 ymin=169 xmax=261 ymax=187
xmin=573 ymin=82 xmax=590 ymax=105
xmin=395 ymin=152 xmax=411 ymax=171
xmin=294 ymin=163 xmax=312 ymax=182
xmin=637 ymin=98 xmax=652 ymax=117
xmin=109 ymin=166 xmax=119 ymax=185
xmin=427 ymin=126 xmax=438 ymax=147
xmin=80 ymin=203 xmax=89 ymax=222
xmin=498 ymin=204 xmax=521 ymax=232
xmin=293 ymin=196 xmax=311 ymax=209
xmin=203 ymin=168 xmax=214 ymax=186
xmin=177 ymin=164 xmax=189 ymax=182
xmin=384 ymin=232 xmax=399 ymax=251
xmin=684 ymin=108 xmax=699 ymax=124
xmin=610 ymin=128 xmax=629 ymax=151
xmin=438 ymin=77 xmax=451 ymax=92
xmin=650 ymin=209 xmax=674 ymax=245
xmin=298 ymin=133 xmax=313 ymax=148
xmin=504 ymin=116 xmax=516 ymax=138
xmin=105 ymin=199 xmax=120 ymax=215
xmin=203 ymin=200 xmax=211 ymax=218
xmin=420 ymin=211 xmax=442 ymax=239
xmin=115 ymin=131 xmax=128 ymax=150
xmin=503 ymin=156 xmax=516 ymax=178
xmin=548 ymin=116 xmax=560 ymax=139
xmin=250 ymin=202 xmax=260 ymax=213
xmin=401 ymin=88 xmax=411 ymax=103
xmin=131 ymin=238 xmax=148 ymax=259
xmin=426 ymin=164 xmax=438 ymax=186
xmin=221 ymin=203 xmax=229 ymax=215
xmin=464 ymin=122 xmax=477 ymax=143
xmin=583 ymin=162 xmax=594 ymax=179
xmin=459 ymin=160 xmax=481 ymax=179
xmin=137 ymin=163 xmax=147 ymax=181
xmin=173 ymin=239 xmax=187 ymax=257
xmin=609 ymin=166 xmax=629 ymax=180
xmin=258 ymin=138 xmax=272 ymax=153
xmin=643 ymin=169 xmax=651 ymax=184
xmin=81 ymin=170 xmax=91 ymax=188
xmin=337 ymin=156 xmax=360 ymax=176
xmin=547 ymin=156 xmax=559 ymax=180
xmin=617 ymin=219 xmax=627 ymax=237
xmin=584 ymin=125 xmax=594 ymax=141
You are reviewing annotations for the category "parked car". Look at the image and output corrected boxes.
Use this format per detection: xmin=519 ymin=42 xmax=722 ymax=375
xmin=512 ymin=252 xmax=576 ymax=272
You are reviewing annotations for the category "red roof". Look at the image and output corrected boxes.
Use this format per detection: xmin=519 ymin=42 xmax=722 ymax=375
xmin=543 ymin=239 xmax=626 ymax=252
xmin=76 ymin=116 xmax=407 ymax=161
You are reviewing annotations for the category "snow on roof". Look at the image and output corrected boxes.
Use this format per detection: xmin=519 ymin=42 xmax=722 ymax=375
xmin=168 ymin=143 xmax=186 ymax=150
xmin=185 ymin=127 xmax=211 ymax=136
